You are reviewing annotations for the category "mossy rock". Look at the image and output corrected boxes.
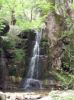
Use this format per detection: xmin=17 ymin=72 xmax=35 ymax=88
xmin=0 ymin=19 xmax=10 ymax=36
xmin=18 ymin=29 xmax=36 ymax=40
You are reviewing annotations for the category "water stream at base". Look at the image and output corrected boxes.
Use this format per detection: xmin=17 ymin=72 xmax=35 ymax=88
xmin=24 ymin=31 xmax=42 ymax=90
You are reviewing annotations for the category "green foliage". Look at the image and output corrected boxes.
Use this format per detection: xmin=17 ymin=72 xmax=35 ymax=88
xmin=54 ymin=71 xmax=74 ymax=89
xmin=14 ymin=49 xmax=25 ymax=61
xmin=16 ymin=18 xmax=43 ymax=30
xmin=0 ymin=19 xmax=6 ymax=34
xmin=49 ymin=90 xmax=74 ymax=100
xmin=72 ymin=0 xmax=74 ymax=10
xmin=0 ymin=0 xmax=74 ymax=89
xmin=37 ymin=1 xmax=54 ymax=14
xmin=2 ymin=39 xmax=14 ymax=49
xmin=0 ymin=0 xmax=54 ymax=30
xmin=62 ymin=36 xmax=74 ymax=74
xmin=61 ymin=15 xmax=74 ymax=74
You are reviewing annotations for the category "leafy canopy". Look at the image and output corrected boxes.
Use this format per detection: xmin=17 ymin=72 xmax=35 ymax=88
xmin=0 ymin=0 xmax=54 ymax=30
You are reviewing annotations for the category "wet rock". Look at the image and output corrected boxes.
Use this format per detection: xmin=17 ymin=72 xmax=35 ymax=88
xmin=38 ymin=55 xmax=49 ymax=79
xmin=15 ymin=97 xmax=23 ymax=100
xmin=39 ymin=96 xmax=52 ymax=100
xmin=23 ymin=94 xmax=42 ymax=100
xmin=18 ymin=29 xmax=36 ymax=40
xmin=0 ymin=92 xmax=44 ymax=100
xmin=21 ymin=78 xmax=43 ymax=90
xmin=0 ymin=92 xmax=6 ymax=100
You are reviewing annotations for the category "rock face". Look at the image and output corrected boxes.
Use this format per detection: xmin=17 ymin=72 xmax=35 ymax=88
xmin=43 ymin=12 xmax=66 ymax=70
xmin=21 ymin=78 xmax=43 ymax=90
xmin=0 ymin=19 xmax=10 ymax=90
xmin=0 ymin=26 xmax=50 ymax=90
xmin=38 ymin=55 xmax=49 ymax=79
xmin=18 ymin=29 xmax=36 ymax=76
xmin=38 ymin=37 xmax=49 ymax=79
xmin=0 ymin=28 xmax=36 ymax=90
xmin=0 ymin=51 xmax=9 ymax=90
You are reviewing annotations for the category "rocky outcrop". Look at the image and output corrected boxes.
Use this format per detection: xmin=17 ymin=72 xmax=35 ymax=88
xmin=38 ymin=55 xmax=49 ymax=79
xmin=0 ymin=19 xmax=10 ymax=36
xmin=43 ymin=12 xmax=67 ymax=70
xmin=17 ymin=29 xmax=36 ymax=75
xmin=0 ymin=19 xmax=10 ymax=90
xmin=0 ymin=27 xmax=36 ymax=90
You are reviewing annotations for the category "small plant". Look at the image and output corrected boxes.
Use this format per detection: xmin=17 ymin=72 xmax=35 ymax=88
xmin=14 ymin=49 xmax=25 ymax=61
xmin=0 ymin=19 xmax=6 ymax=33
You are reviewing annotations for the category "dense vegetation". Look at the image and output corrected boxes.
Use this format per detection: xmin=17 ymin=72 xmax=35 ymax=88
xmin=0 ymin=0 xmax=74 ymax=90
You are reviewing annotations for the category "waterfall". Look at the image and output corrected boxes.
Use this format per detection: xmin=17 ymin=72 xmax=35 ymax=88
xmin=23 ymin=31 xmax=42 ymax=90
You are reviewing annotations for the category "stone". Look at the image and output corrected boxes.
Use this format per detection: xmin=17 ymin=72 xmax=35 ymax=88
xmin=0 ymin=92 xmax=6 ymax=100
xmin=38 ymin=55 xmax=49 ymax=79
xmin=0 ymin=19 xmax=10 ymax=36
xmin=18 ymin=29 xmax=36 ymax=40
xmin=39 ymin=96 xmax=52 ymax=100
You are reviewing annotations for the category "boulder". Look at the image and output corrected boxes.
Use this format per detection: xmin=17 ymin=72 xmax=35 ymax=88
xmin=0 ymin=92 xmax=6 ymax=100
xmin=18 ymin=29 xmax=36 ymax=40
xmin=39 ymin=96 xmax=52 ymax=100
xmin=0 ymin=19 xmax=10 ymax=36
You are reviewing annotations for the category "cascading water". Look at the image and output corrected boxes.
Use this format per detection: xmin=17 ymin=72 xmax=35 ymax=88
xmin=23 ymin=31 xmax=42 ymax=90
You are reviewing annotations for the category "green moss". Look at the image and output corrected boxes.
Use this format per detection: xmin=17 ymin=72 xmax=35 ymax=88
xmin=14 ymin=49 xmax=25 ymax=61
